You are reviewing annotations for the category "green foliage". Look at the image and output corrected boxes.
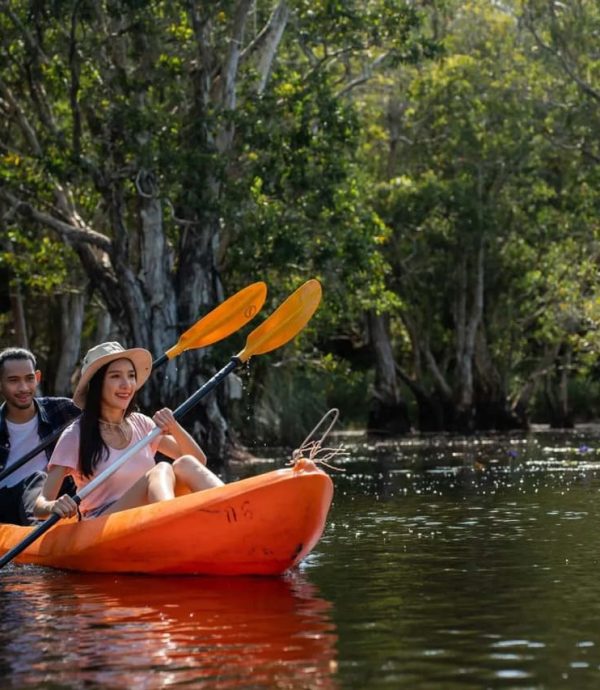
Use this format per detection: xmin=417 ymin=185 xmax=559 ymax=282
xmin=0 ymin=232 xmax=74 ymax=295
xmin=222 ymin=20 xmax=409 ymax=335
xmin=291 ymin=0 xmax=439 ymax=67
xmin=2 ymin=0 xmax=599 ymax=433
xmin=361 ymin=0 xmax=600 ymax=419
xmin=318 ymin=353 xmax=372 ymax=427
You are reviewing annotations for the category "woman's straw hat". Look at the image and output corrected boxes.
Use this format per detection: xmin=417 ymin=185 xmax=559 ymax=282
xmin=73 ymin=341 xmax=152 ymax=408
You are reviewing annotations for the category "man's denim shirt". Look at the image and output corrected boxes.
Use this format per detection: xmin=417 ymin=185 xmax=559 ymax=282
xmin=0 ymin=397 xmax=81 ymax=472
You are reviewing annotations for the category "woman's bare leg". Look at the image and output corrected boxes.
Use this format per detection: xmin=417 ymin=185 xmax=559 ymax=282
xmin=103 ymin=462 xmax=176 ymax=514
xmin=172 ymin=455 xmax=224 ymax=492
xmin=146 ymin=461 xmax=176 ymax=502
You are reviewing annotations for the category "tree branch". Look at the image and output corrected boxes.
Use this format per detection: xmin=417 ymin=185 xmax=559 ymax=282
xmin=525 ymin=6 xmax=600 ymax=103
xmin=0 ymin=75 xmax=42 ymax=155
xmin=336 ymin=53 xmax=390 ymax=97
xmin=0 ymin=189 xmax=112 ymax=252
xmin=221 ymin=0 xmax=254 ymax=111
xmin=240 ymin=1 xmax=289 ymax=95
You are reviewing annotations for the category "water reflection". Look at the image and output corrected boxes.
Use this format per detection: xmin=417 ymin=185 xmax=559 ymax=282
xmin=309 ymin=429 xmax=600 ymax=689
xmin=0 ymin=569 xmax=338 ymax=689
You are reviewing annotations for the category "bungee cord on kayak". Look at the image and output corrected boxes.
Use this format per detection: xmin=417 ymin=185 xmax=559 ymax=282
xmin=291 ymin=408 xmax=348 ymax=472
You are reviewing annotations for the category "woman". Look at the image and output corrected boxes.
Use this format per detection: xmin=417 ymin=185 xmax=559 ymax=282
xmin=34 ymin=341 xmax=223 ymax=520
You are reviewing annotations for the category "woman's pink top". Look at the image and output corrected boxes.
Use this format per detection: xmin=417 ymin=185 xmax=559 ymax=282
xmin=48 ymin=412 xmax=162 ymax=516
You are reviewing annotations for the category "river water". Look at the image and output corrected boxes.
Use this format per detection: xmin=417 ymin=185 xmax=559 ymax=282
xmin=1 ymin=427 xmax=600 ymax=689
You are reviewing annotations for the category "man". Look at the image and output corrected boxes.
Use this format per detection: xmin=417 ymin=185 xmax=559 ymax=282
xmin=0 ymin=347 xmax=80 ymax=525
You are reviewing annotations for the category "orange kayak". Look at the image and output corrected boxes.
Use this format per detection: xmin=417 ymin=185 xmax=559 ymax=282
xmin=0 ymin=458 xmax=333 ymax=575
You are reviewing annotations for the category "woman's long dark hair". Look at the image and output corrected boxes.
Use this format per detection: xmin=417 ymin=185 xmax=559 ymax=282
xmin=78 ymin=361 xmax=138 ymax=478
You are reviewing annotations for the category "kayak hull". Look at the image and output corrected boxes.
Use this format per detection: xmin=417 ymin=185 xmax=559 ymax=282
xmin=0 ymin=460 xmax=333 ymax=575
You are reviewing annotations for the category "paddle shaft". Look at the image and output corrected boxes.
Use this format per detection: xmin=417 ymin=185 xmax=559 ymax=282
xmin=0 ymin=356 xmax=242 ymax=568
xmin=152 ymin=353 xmax=168 ymax=368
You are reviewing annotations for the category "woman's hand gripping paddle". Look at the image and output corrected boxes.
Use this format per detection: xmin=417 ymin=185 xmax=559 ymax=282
xmin=0 ymin=282 xmax=267 ymax=485
xmin=0 ymin=279 xmax=321 ymax=569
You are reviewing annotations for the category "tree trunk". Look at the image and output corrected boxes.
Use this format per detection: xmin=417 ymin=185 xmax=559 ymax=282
xmin=473 ymin=329 xmax=527 ymax=430
xmin=546 ymin=345 xmax=574 ymax=428
xmin=454 ymin=238 xmax=485 ymax=431
xmin=54 ymin=292 xmax=85 ymax=396
xmin=400 ymin=313 xmax=455 ymax=431
xmin=253 ymin=1 xmax=290 ymax=95
xmin=366 ymin=310 xmax=411 ymax=435
xmin=9 ymin=280 xmax=28 ymax=349
xmin=511 ymin=342 xmax=561 ymax=424
xmin=395 ymin=364 xmax=447 ymax=431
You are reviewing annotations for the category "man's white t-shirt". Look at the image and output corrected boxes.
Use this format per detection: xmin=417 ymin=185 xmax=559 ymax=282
xmin=1 ymin=417 xmax=46 ymax=488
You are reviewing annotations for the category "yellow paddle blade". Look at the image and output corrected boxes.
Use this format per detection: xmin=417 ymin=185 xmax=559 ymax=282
xmin=165 ymin=282 xmax=267 ymax=359
xmin=237 ymin=279 xmax=322 ymax=363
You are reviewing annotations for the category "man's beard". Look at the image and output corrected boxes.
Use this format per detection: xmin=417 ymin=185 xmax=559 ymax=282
xmin=10 ymin=398 xmax=33 ymax=410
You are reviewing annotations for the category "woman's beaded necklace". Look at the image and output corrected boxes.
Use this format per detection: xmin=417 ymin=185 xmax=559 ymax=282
xmin=99 ymin=417 xmax=132 ymax=449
